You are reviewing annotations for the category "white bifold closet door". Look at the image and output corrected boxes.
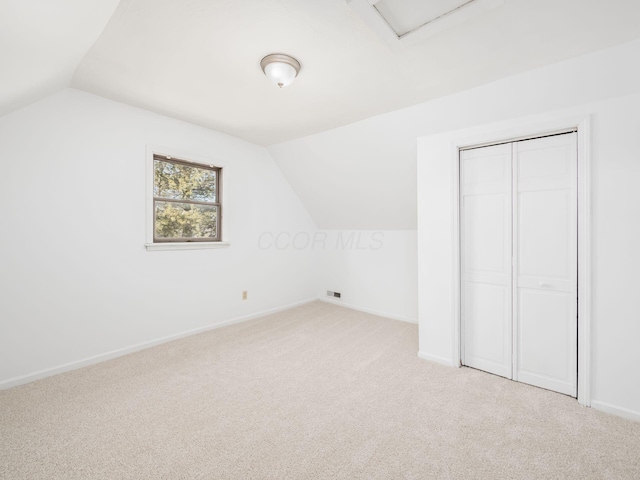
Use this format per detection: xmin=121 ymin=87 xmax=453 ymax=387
xmin=461 ymin=133 xmax=577 ymax=397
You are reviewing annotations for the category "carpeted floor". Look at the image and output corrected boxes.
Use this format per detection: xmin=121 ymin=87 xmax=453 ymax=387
xmin=1 ymin=301 xmax=639 ymax=479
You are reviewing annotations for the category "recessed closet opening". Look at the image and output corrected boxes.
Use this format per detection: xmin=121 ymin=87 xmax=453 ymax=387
xmin=458 ymin=129 xmax=583 ymax=398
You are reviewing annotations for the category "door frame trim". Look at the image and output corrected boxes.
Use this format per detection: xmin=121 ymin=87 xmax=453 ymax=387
xmin=451 ymin=115 xmax=591 ymax=406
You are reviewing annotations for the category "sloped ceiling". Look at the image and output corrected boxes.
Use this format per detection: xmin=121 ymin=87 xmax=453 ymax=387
xmin=269 ymin=39 xmax=640 ymax=230
xmin=2 ymin=0 xmax=640 ymax=232
xmin=3 ymin=1 xmax=640 ymax=145
xmin=0 ymin=0 xmax=119 ymax=117
xmin=70 ymin=0 xmax=640 ymax=146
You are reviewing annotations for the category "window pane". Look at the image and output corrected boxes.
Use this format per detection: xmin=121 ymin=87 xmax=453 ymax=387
xmin=154 ymin=159 xmax=217 ymax=202
xmin=155 ymin=201 xmax=218 ymax=240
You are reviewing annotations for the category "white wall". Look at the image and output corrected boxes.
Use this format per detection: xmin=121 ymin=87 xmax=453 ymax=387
xmin=0 ymin=89 xmax=317 ymax=387
xmin=317 ymin=231 xmax=417 ymax=323
xmin=417 ymin=95 xmax=640 ymax=420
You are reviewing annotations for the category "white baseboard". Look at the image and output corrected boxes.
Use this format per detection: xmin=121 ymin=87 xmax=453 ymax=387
xmin=0 ymin=298 xmax=317 ymax=390
xmin=591 ymin=400 xmax=640 ymax=423
xmin=319 ymin=297 xmax=418 ymax=324
xmin=417 ymin=350 xmax=457 ymax=367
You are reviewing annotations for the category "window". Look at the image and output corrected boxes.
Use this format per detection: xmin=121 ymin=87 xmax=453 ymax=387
xmin=152 ymin=154 xmax=221 ymax=243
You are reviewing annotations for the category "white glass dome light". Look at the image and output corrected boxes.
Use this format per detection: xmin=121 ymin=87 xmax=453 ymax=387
xmin=260 ymin=54 xmax=301 ymax=88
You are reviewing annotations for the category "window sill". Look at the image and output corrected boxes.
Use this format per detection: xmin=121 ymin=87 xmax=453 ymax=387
xmin=145 ymin=241 xmax=230 ymax=251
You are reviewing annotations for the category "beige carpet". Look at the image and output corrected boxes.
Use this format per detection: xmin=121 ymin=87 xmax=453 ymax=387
xmin=1 ymin=301 xmax=639 ymax=479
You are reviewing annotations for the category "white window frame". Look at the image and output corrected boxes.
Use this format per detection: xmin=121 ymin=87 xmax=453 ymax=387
xmin=145 ymin=145 xmax=230 ymax=251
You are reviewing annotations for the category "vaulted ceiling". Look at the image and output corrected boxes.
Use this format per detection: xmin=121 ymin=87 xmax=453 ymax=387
xmin=0 ymin=0 xmax=120 ymax=118
xmin=3 ymin=0 xmax=640 ymax=146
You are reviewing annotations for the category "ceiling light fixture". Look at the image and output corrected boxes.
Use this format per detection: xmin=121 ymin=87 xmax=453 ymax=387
xmin=260 ymin=53 xmax=301 ymax=88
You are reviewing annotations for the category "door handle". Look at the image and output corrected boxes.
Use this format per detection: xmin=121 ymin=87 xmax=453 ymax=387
xmin=538 ymin=282 xmax=551 ymax=288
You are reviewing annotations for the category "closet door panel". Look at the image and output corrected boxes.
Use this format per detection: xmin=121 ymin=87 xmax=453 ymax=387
xmin=460 ymin=144 xmax=512 ymax=378
xmin=513 ymin=133 xmax=577 ymax=397
xmin=518 ymin=189 xmax=571 ymax=279
xmin=518 ymin=289 xmax=573 ymax=386
xmin=463 ymin=194 xmax=507 ymax=274
xmin=463 ymin=283 xmax=511 ymax=374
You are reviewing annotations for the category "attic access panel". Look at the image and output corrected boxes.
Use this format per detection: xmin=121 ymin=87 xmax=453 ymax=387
xmin=348 ymin=0 xmax=505 ymax=46
xmin=374 ymin=0 xmax=476 ymax=38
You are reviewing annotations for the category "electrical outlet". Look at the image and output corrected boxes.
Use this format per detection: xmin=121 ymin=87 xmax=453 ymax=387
xmin=327 ymin=290 xmax=334 ymax=297
xmin=242 ymin=291 xmax=248 ymax=300
xmin=333 ymin=292 xmax=341 ymax=298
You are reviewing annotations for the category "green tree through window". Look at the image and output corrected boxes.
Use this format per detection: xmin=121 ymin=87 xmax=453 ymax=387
xmin=153 ymin=155 xmax=221 ymax=242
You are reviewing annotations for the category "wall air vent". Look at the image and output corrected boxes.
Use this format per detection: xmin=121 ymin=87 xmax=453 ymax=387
xmin=348 ymin=0 xmax=506 ymax=47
